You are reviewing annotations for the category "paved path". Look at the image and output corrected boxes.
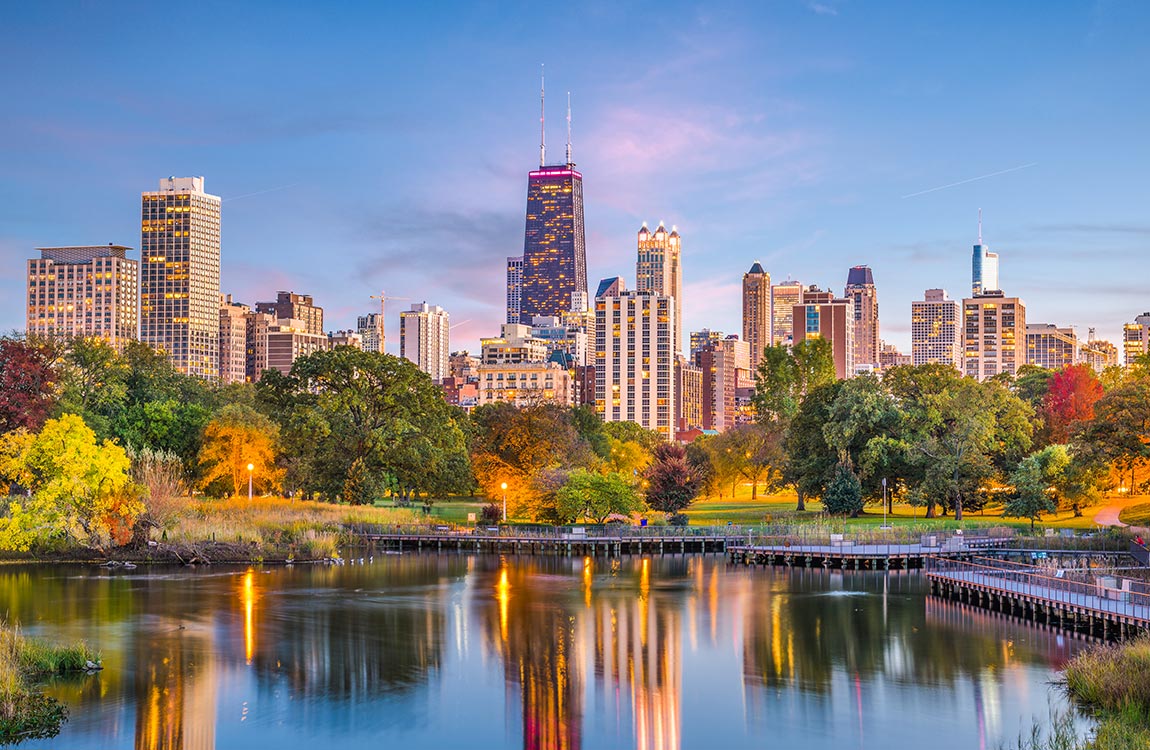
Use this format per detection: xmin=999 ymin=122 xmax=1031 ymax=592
xmin=1094 ymin=500 xmax=1132 ymax=528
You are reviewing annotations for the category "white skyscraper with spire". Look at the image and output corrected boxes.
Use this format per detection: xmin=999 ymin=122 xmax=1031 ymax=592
xmin=971 ymin=210 xmax=1000 ymax=295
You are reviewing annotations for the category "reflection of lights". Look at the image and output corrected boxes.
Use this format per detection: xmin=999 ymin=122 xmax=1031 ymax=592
xmin=640 ymin=559 xmax=650 ymax=648
xmin=243 ymin=569 xmax=255 ymax=665
xmin=583 ymin=557 xmax=593 ymax=608
xmin=497 ymin=567 xmax=510 ymax=642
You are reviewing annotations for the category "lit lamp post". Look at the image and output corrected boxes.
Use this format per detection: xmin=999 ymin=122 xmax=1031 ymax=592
xmin=247 ymin=463 xmax=254 ymax=502
xmin=501 ymin=482 xmax=508 ymax=523
xmin=882 ymin=477 xmax=888 ymax=529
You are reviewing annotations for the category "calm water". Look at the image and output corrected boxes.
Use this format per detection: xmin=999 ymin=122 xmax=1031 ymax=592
xmin=8 ymin=555 xmax=1087 ymax=750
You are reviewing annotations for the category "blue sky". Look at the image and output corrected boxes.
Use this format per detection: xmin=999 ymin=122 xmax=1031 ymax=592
xmin=2 ymin=0 xmax=1148 ymax=353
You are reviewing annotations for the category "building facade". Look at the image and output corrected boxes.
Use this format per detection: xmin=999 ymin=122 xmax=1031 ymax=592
xmin=696 ymin=336 xmax=751 ymax=432
xmin=689 ymin=329 xmax=724 ymax=357
xmin=476 ymin=362 xmax=574 ymax=407
xmin=480 ymin=323 xmax=550 ymax=365
xmin=218 ymin=294 xmax=250 ymax=384
xmin=26 ymin=245 xmax=138 ymax=349
xmin=971 ymin=216 xmax=1000 ymax=296
xmin=792 ymin=294 xmax=854 ymax=379
xmin=844 ymin=265 xmax=878 ymax=369
xmin=635 ymin=223 xmax=683 ymax=354
xmin=1123 ymin=313 xmax=1150 ymax=366
xmin=255 ymin=291 xmax=323 ymax=336
xmin=356 ymin=312 xmax=383 ymax=354
xmin=911 ymin=288 xmax=962 ymax=369
xmin=265 ymin=319 xmax=328 ymax=376
xmin=1025 ymin=324 xmax=1079 ymax=370
xmin=962 ymin=292 xmax=1026 ymax=380
xmin=742 ymin=261 xmax=771 ymax=373
xmin=140 ymin=176 xmax=222 ymax=378
xmin=506 ymin=255 xmax=523 ymax=324
xmin=400 ymin=302 xmax=450 ymax=382
xmin=770 ymin=280 xmax=802 ymax=346
xmin=520 ymin=166 xmax=587 ymax=322
xmin=675 ymin=355 xmax=703 ymax=432
xmin=594 ymin=288 xmax=676 ymax=440
xmin=877 ymin=341 xmax=912 ymax=370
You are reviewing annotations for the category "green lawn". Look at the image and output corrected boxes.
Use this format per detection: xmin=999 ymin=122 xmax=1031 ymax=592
xmin=1118 ymin=502 xmax=1150 ymax=527
xmin=375 ymin=497 xmax=489 ymax=524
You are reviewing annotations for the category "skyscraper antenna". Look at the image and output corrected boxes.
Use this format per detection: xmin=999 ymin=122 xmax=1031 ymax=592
xmin=566 ymin=91 xmax=572 ymax=165
xmin=539 ymin=64 xmax=546 ymax=167
xmin=978 ymin=208 xmax=983 ymax=244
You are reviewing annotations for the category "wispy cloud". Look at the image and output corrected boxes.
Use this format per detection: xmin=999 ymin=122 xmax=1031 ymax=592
xmin=807 ymin=2 xmax=839 ymax=17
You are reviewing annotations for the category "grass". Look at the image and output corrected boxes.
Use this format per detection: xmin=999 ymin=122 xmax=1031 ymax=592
xmin=1118 ymin=503 xmax=1150 ymax=527
xmin=0 ymin=622 xmax=97 ymax=742
xmin=1045 ymin=635 xmax=1150 ymax=749
xmin=682 ymin=484 xmax=1125 ymax=532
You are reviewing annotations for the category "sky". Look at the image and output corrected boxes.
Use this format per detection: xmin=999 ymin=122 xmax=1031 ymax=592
xmin=2 ymin=0 xmax=1149 ymax=354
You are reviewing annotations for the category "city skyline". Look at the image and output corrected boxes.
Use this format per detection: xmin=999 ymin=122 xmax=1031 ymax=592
xmin=2 ymin=2 xmax=1149 ymax=355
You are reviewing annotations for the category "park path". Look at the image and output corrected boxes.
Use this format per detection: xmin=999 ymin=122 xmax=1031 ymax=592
xmin=1094 ymin=500 xmax=1130 ymax=528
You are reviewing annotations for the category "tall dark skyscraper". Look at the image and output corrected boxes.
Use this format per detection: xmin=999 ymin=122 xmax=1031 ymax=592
xmin=518 ymin=76 xmax=587 ymax=323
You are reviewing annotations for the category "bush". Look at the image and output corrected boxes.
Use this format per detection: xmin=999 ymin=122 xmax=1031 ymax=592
xmin=823 ymin=465 xmax=863 ymax=517
xmin=480 ymin=503 xmax=502 ymax=524
xmin=668 ymin=513 xmax=690 ymax=527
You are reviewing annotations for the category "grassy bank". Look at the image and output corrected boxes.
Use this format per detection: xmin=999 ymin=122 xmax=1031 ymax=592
xmin=1061 ymin=636 xmax=1150 ymax=749
xmin=1117 ymin=503 xmax=1150 ymax=527
xmin=0 ymin=623 xmax=98 ymax=743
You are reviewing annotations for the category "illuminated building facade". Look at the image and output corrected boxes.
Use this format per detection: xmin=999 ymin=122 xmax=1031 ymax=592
xmin=26 ymin=245 xmax=138 ymax=349
xmin=689 ymin=329 xmax=724 ymax=357
xmin=506 ymin=255 xmax=523 ymax=324
xmin=520 ymin=166 xmax=587 ymax=323
xmin=636 ymin=223 xmax=683 ymax=354
xmin=695 ymin=336 xmax=751 ymax=432
xmin=400 ymin=302 xmax=450 ymax=382
xmin=962 ymin=292 xmax=1026 ymax=380
xmin=971 ymin=214 xmax=999 ymax=296
xmin=255 ymin=291 xmax=323 ymax=336
xmin=911 ymin=288 xmax=962 ymax=369
xmin=140 ymin=176 xmax=221 ymax=378
xmin=476 ymin=361 xmax=574 ymax=407
xmin=770 ymin=280 xmax=802 ymax=346
xmin=1123 ymin=313 xmax=1150 ymax=366
xmin=1081 ymin=335 xmax=1118 ymax=373
xmin=675 ymin=355 xmax=703 ymax=432
xmin=741 ymin=262 xmax=771 ymax=372
xmin=356 ymin=312 xmax=383 ymax=353
xmin=1025 ymin=323 xmax=1079 ymax=370
xmin=595 ymin=286 xmax=676 ymax=440
xmin=218 ymin=294 xmax=250 ymax=385
xmin=844 ymin=265 xmax=879 ymax=369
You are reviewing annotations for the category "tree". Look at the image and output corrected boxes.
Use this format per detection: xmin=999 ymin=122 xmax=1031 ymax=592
xmin=1073 ymin=375 xmax=1150 ymax=495
xmin=644 ymin=442 xmax=702 ymax=513
xmin=198 ymin=404 xmax=280 ymax=498
xmin=783 ymin=382 xmax=841 ymax=510
xmin=821 ymin=374 xmax=902 ymax=504
xmin=53 ymin=336 xmax=129 ymax=435
xmin=752 ymin=339 xmax=835 ymax=426
xmin=1006 ymin=445 xmax=1069 ymax=530
xmin=823 ymin=464 xmax=863 ymax=516
xmin=0 ymin=337 xmax=57 ymax=433
xmin=1012 ymin=365 xmax=1053 ymax=409
xmin=556 ymin=470 xmax=642 ymax=524
xmin=0 ymin=414 xmax=141 ymax=549
xmin=1042 ymin=364 xmax=1103 ymax=444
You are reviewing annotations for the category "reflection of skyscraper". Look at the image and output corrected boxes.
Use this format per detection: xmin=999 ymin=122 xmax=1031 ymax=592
xmin=133 ymin=621 xmax=217 ymax=750
xmin=519 ymin=77 xmax=587 ymax=323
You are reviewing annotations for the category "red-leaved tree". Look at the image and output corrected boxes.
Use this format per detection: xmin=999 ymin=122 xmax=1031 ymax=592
xmin=1042 ymin=364 xmax=1103 ymax=444
xmin=0 ymin=338 xmax=58 ymax=434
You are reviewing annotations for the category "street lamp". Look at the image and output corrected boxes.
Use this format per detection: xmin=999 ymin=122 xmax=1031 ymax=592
xmin=247 ymin=463 xmax=254 ymax=502
xmin=882 ymin=477 xmax=888 ymax=529
xmin=501 ymin=482 xmax=508 ymax=522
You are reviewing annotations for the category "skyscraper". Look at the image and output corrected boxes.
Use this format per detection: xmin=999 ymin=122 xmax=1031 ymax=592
xmin=770 ymin=279 xmax=802 ymax=346
xmin=1026 ymin=323 xmax=1079 ymax=370
xmin=219 ymin=294 xmax=250 ymax=385
xmin=26 ymin=245 xmax=138 ymax=349
xmin=962 ymin=291 xmax=1026 ymax=380
xmin=595 ymin=284 xmax=676 ymax=440
xmin=911 ymin=289 xmax=962 ymax=369
xmin=971 ymin=211 xmax=999 ymax=296
xmin=140 ymin=176 xmax=222 ymax=378
xmin=742 ymin=261 xmax=771 ymax=372
xmin=635 ymin=223 xmax=683 ymax=354
xmin=1123 ymin=313 xmax=1150 ymax=366
xmin=506 ymin=255 xmax=524 ymax=324
xmin=519 ymin=78 xmax=587 ymax=323
xmin=255 ymin=291 xmax=323 ymax=336
xmin=844 ymin=265 xmax=879 ymax=369
xmin=400 ymin=302 xmax=450 ymax=382
xmin=356 ymin=312 xmax=383 ymax=353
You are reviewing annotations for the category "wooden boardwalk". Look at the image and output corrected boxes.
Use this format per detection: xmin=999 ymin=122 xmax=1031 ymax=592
xmin=360 ymin=532 xmax=732 ymax=556
xmin=927 ymin=557 xmax=1150 ymax=640
xmin=728 ymin=535 xmax=1009 ymax=570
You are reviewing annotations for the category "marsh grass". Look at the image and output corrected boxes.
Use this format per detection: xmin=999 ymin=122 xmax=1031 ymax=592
xmin=0 ymin=622 xmax=96 ymax=743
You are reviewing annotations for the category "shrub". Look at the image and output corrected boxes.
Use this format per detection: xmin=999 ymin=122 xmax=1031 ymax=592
xmin=823 ymin=464 xmax=863 ymax=517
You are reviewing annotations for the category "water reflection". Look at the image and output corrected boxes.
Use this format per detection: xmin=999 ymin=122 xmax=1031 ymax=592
xmin=5 ymin=556 xmax=1087 ymax=750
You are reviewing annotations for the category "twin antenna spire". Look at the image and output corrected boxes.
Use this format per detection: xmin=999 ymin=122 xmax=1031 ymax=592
xmin=978 ymin=208 xmax=983 ymax=244
xmin=539 ymin=64 xmax=573 ymax=167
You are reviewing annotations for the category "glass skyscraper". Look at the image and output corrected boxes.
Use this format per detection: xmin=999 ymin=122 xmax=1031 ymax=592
xmin=519 ymin=166 xmax=587 ymax=323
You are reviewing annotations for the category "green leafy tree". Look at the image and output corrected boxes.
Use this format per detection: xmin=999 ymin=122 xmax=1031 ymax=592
xmin=821 ymin=374 xmax=903 ymax=504
xmin=783 ymin=382 xmax=841 ymax=510
xmin=1006 ymin=445 xmax=1070 ymax=530
xmin=556 ymin=469 xmax=641 ymax=524
xmin=823 ymin=464 xmax=863 ymax=517
xmin=1073 ymin=374 xmax=1150 ymax=494
xmin=752 ymin=339 xmax=835 ymax=426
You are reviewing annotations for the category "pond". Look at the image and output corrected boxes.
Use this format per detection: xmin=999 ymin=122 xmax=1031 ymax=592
xmin=7 ymin=554 xmax=1086 ymax=749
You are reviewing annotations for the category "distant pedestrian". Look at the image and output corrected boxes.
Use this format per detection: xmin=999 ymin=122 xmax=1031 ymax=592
xmin=1136 ymin=535 xmax=1144 ymax=547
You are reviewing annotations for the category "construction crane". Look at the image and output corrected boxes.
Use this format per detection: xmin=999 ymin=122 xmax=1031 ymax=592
xmin=367 ymin=291 xmax=410 ymax=353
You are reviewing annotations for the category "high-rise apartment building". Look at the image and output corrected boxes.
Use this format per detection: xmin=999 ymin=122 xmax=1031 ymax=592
xmin=506 ymin=255 xmax=524 ymax=324
xmin=877 ymin=342 xmax=911 ymax=370
xmin=328 ymin=330 xmax=363 ymax=349
xmin=971 ymin=213 xmax=999 ymax=296
xmin=480 ymin=323 xmax=550 ymax=365
xmin=219 ymin=295 xmax=250 ymax=385
xmin=689 ymin=329 xmax=724 ymax=357
xmin=265 ymin=319 xmax=328 ymax=376
xmin=255 ymin=291 xmax=323 ymax=336
xmin=844 ymin=265 xmax=878 ymax=369
xmin=356 ymin=312 xmax=383 ymax=354
xmin=1123 ymin=313 xmax=1150 ymax=366
xmin=911 ymin=289 xmax=962 ymax=369
xmin=400 ymin=302 xmax=450 ymax=382
xmin=742 ymin=261 xmax=771 ymax=372
xmin=675 ymin=355 xmax=703 ymax=432
xmin=962 ymin=291 xmax=1026 ymax=380
xmin=26 ymin=245 xmax=138 ymax=349
xmin=635 ymin=223 xmax=683 ymax=354
xmin=519 ymin=153 xmax=587 ymax=321
xmin=695 ymin=336 xmax=751 ymax=432
xmin=770 ymin=280 xmax=802 ymax=346
xmin=792 ymin=292 xmax=854 ymax=379
xmin=595 ymin=287 xmax=676 ymax=440
xmin=140 ymin=176 xmax=222 ymax=378
xmin=1081 ymin=335 xmax=1119 ymax=374
xmin=1026 ymin=324 xmax=1079 ymax=370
